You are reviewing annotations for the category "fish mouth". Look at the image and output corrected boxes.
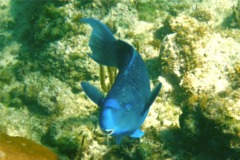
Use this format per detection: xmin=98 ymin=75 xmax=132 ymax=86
xmin=103 ymin=129 xmax=114 ymax=135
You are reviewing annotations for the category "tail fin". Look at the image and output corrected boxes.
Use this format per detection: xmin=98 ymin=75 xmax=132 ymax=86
xmin=80 ymin=18 xmax=118 ymax=67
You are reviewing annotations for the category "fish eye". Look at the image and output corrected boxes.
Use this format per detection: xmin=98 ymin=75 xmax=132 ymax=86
xmin=103 ymin=98 xmax=121 ymax=110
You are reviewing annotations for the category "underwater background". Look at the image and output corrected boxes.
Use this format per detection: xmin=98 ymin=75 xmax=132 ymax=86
xmin=0 ymin=0 xmax=240 ymax=159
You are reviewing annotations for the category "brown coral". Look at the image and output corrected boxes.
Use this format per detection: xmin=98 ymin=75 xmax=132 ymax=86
xmin=0 ymin=132 xmax=58 ymax=160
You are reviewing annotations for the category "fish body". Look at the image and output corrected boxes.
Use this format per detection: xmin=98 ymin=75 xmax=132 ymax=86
xmin=80 ymin=18 xmax=161 ymax=144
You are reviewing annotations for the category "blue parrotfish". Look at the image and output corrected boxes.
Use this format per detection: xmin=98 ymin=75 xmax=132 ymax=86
xmin=80 ymin=18 xmax=162 ymax=144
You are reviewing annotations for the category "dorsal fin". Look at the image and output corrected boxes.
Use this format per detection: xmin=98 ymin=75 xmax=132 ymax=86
xmin=113 ymin=40 xmax=135 ymax=71
xmin=142 ymin=83 xmax=162 ymax=115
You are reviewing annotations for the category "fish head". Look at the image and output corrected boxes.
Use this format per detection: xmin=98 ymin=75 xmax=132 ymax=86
xmin=99 ymin=98 xmax=137 ymax=136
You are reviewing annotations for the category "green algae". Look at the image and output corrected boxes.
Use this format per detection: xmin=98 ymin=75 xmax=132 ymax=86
xmin=154 ymin=16 xmax=174 ymax=40
xmin=135 ymin=0 xmax=190 ymax=22
xmin=167 ymin=1 xmax=191 ymax=16
xmin=231 ymin=0 xmax=240 ymax=28
xmin=222 ymin=0 xmax=240 ymax=29
xmin=0 ymin=67 xmax=14 ymax=84
xmin=10 ymin=0 xmax=81 ymax=57
xmin=136 ymin=1 xmax=161 ymax=22
xmin=190 ymin=7 xmax=212 ymax=22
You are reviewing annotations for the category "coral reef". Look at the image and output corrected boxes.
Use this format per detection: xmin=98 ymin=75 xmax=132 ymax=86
xmin=160 ymin=13 xmax=240 ymax=159
xmin=160 ymin=15 xmax=208 ymax=79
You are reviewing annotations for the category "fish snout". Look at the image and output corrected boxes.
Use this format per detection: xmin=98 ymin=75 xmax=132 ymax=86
xmin=102 ymin=129 xmax=114 ymax=135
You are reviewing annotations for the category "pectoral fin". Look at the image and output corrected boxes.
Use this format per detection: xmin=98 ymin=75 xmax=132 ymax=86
xmin=81 ymin=82 xmax=105 ymax=106
xmin=142 ymin=82 xmax=162 ymax=114
xmin=130 ymin=129 xmax=144 ymax=138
